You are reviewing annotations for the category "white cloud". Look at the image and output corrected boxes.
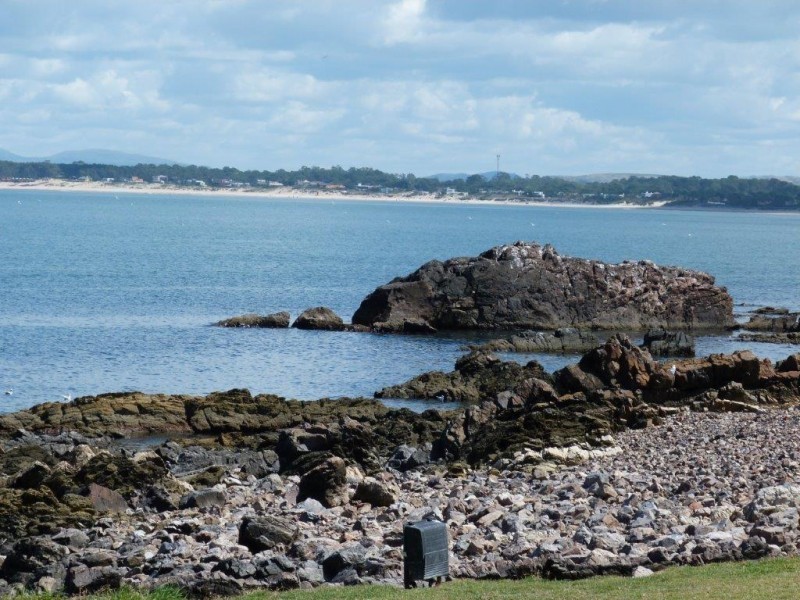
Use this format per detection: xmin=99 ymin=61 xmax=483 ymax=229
xmin=382 ymin=0 xmax=427 ymax=45
xmin=1 ymin=1 xmax=800 ymax=175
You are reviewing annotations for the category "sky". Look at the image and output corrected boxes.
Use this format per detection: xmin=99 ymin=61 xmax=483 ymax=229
xmin=1 ymin=0 xmax=799 ymax=177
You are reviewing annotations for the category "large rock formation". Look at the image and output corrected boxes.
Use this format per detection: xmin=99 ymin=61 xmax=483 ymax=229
xmin=352 ymin=242 xmax=735 ymax=332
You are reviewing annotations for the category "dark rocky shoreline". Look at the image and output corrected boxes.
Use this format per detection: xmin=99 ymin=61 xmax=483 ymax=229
xmin=2 ymin=244 xmax=797 ymax=596
xmin=0 ymin=336 xmax=797 ymax=595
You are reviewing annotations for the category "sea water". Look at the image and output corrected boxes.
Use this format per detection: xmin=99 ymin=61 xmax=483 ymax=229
xmin=1 ymin=190 xmax=798 ymax=412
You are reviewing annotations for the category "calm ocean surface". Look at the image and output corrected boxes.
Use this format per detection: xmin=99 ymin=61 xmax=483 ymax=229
xmin=1 ymin=189 xmax=798 ymax=413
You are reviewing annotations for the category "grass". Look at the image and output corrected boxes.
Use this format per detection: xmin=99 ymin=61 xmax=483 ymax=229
xmin=249 ymin=558 xmax=800 ymax=600
xmin=17 ymin=558 xmax=800 ymax=600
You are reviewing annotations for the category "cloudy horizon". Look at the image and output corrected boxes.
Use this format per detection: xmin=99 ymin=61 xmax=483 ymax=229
xmin=1 ymin=1 xmax=799 ymax=177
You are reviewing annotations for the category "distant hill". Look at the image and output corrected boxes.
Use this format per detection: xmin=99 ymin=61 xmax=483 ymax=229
xmin=0 ymin=149 xmax=26 ymax=162
xmin=556 ymin=173 xmax=664 ymax=183
xmin=0 ymin=148 xmax=179 ymax=167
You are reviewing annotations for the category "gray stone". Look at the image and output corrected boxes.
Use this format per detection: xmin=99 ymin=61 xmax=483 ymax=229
xmin=239 ymin=515 xmax=298 ymax=553
xmin=179 ymin=489 xmax=226 ymax=510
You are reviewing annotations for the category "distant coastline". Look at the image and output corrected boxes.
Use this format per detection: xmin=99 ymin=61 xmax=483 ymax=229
xmin=0 ymin=179 xmax=667 ymax=209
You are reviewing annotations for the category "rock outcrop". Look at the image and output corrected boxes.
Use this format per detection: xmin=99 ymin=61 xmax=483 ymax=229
xmin=469 ymin=328 xmax=600 ymax=354
xmin=352 ymin=242 xmax=735 ymax=332
xmin=743 ymin=311 xmax=800 ymax=333
xmin=375 ymin=351 xmax=551 ymax=403
xmin=292 ymin=307 xmax=346 ymax=331
xmin=215 ymin=312 xmax=291 ymax=328
xmin=641 ymin=329 xmax=695 ymax=357
xmin=739 ymin=309 xmax=800 ymax=344
xmin=0 ymin=342 xmax=797 ymax=594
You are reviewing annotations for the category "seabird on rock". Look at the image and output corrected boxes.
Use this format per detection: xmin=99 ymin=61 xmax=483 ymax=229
xmin=670 ymin=364 xmax=677 ymax=376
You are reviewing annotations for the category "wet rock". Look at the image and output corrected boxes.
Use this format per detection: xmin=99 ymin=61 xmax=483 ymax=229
xmin=470 ymin=328 xmax=600 ymax=354
xmin=292 ymin=307 xmax=345 ymax=331
xmin=739 ymin=332 xmax=800 ymax=345
xmin=215 ymin=312 xmax=290 ymax=328
xmin=642 ymin=329 xmax=695 ymax=357
xmin=743 ymin=312 xmax=800 ymax=333
xmin=353 ymin=241 xmax=734 ymax=332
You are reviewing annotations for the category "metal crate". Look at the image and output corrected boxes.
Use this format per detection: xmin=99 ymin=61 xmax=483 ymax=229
xmin=403 ymin=518 xmax=449 ymax=586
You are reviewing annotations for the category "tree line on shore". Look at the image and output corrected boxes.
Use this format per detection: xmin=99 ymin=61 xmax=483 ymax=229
xmin=1 ymin=159 xmax=798 ymax=209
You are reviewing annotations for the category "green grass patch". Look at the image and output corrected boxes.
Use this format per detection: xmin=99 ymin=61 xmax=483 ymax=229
xmin=13 ymin=558 xmax=800 ymax=600
xmin=248 ymin=557 xmax=800 ymax=600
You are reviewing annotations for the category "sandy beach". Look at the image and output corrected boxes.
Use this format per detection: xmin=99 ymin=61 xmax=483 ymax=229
xmin=0 ymin=179 xmax=666 ymax=209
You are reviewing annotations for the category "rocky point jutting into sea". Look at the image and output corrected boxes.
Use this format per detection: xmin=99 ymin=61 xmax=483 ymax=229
xmin=0 ymin=335 xmax=798 ymax=595
xmin=0 ymin=243 xmax=798 ymax=596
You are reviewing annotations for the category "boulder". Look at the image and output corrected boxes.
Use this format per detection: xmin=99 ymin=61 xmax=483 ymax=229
xmin=386 ymin=445 xmax=429 ymax=471
xmin=215 ymin=312 xmax=291 ymax=328
xmin=9 ymin=461 xmax=52 ymax=490
xmin=352 ymin=477 xmax=399 ymax=507
xmin=85 ymin=483 xmax=128 ymax=514
xmin=292 ymin=307 xmax=345 ymax=331
xmin=65 ymin=565 xmax=123 ymax=594
xmin=353 ymin=242 xmax=735 ymax=332
xmin=0 ymin=536 xmax=69 ymax=586
xmin=238 ymin=515 xmax=298 ymax=553
xmin=642 ymin=329 xmax=695 ymax=357
xmin=322 ymin=544 xmax=370 ymax=581
xmin=179 ymin=489 xmax=226 ymax=510
xmin=297 ymin=456 xmax=349 ymax=507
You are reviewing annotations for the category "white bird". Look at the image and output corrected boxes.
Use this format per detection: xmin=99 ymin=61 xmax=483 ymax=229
xmin=669 ymin=364 xmax=677 ymax=376
xmin=3 ymin=389 xmax=12 ymax=396
xmin=61 ymin=394 xmax=72 ymax=402
xmin=434 ymin=393 xmax=446 ymax=402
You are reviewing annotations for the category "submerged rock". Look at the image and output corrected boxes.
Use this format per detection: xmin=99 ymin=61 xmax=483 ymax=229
xmin=215 ymin=312 xmax=291 ymax=328
xmin=743 ymin=312 xmax=800 ymax=333
xmin=292 ymin=307 xmax=346 ymax=331
xmin=641 ymin=329 xmax=695 ymax=357
xmin=353 ymin=241 xmax=735 ymax=332
xmin=470 ymin=328 xmax=600 ymax=354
